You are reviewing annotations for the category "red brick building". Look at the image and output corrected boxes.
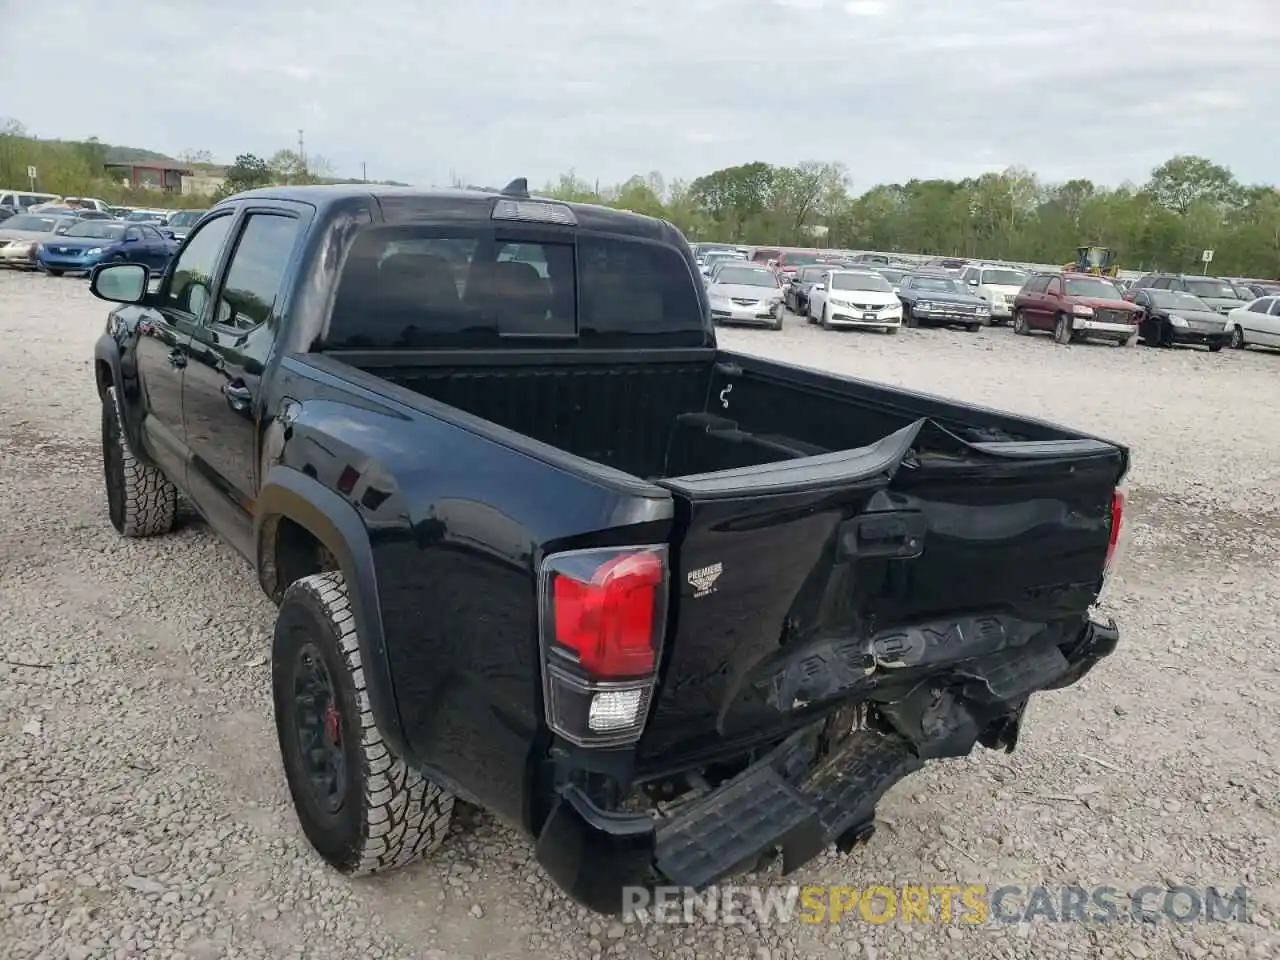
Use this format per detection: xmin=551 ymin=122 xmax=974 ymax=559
xmin=103 ymin=162 xmax=191 ymax=193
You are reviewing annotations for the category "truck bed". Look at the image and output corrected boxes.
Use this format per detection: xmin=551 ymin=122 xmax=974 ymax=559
xmin=332 ymin=346 xmax=1126 ymax=769
xmin=340 ymin=348 xmax=1076 ymax=483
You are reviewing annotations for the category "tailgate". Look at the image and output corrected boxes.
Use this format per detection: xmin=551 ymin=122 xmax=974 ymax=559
xmin=642 ymin=418 xmax=1125 ymax=765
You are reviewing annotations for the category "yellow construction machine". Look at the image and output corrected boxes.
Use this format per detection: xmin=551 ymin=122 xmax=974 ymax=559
xmin=1064 ymin=245 xmax=1119 ymax=277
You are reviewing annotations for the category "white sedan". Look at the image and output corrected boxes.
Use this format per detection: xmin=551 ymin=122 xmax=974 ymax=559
xmin=1224 ymin=296 xmax=1280 ymax=351
xmin=806 ymin=269 xmax=903 ymax=332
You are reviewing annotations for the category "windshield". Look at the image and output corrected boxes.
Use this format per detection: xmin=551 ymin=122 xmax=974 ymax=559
xmin=981 ymin=269 xmax=1027 ymax=286
xmin=1063 ymin=277 xmax=1122 ymax=298
xmin=911 ymin=276 xmax=960 ymax=293
xmin=877 ymin=269 xmax=906 ymax=283
xmin=1149 ymin=290 xmax=1211 ymax=312
xmin=705 ymin=251 xmax=743 ymax=263
xmin=64 ymin=222 xmax=126 ymax=240
xmin=798 ymin=267 xmax=829 ymax=281
xmin=1184 ymin=278 xmax=1240 ymax=299
xmin=831 ymin=272 xmax=892 ymax=292
xmin=125 ymin=211 xmax=160 ymax=221
xmin=715 ymin=266 xmax=779 ymax=287
xmin=167 ymin=211 xmax=204 ymax=227
xmin=326 ymin=225 xmax=707 ymax=349
xmin=4 ymin=215 xmax=55 ymax=231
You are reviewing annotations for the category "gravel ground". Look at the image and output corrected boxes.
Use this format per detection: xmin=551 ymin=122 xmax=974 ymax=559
xmin=1 ymin=268 xmax=1277 ymax=960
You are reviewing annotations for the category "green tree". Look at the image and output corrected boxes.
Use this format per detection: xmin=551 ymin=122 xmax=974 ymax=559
xmin=1146 ymin=155 xmax=1242 ymax=214
xmin=215 ymin=153 xmax=272 ymax=199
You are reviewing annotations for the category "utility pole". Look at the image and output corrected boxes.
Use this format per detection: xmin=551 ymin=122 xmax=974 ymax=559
xmin=362 ymin=162 xmax=367 ymax=184
xmin=298 ymin=129 xmax=307 ymax=176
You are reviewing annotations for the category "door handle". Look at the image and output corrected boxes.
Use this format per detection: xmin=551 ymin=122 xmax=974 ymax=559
xmin=222 ymin=380 xmax=253 ymax=412
xmin=167 ymin=349 xmax=186 ymax=368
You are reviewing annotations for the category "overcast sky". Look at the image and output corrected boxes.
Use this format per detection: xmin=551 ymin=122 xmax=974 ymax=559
xmin=3 ymin=0 xmax=1276 ymax=194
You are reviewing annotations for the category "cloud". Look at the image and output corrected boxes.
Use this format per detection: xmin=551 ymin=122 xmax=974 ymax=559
xmin=1 ymin=0 xmax=1276 ymax=192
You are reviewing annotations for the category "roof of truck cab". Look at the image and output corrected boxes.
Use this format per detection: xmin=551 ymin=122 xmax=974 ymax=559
xmin=220 ymin=184 xmax=682 ymax=244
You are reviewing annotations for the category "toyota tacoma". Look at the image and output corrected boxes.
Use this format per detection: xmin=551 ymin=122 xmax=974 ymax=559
xmin=90 ymin=182 xmax=1127 ymax=916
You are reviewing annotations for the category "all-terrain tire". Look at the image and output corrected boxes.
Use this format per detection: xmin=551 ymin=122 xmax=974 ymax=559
xmin=102 ymin=385 xmax=177 ymax=537
xmin=273 ymin=571 xmax=454 ymax=876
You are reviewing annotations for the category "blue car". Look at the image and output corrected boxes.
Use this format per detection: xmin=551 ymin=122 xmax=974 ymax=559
xmin=36 ymin=220 xmax=177 ymax=277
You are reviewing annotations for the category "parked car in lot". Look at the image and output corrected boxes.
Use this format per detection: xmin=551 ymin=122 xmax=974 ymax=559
xmin=958 ymin=264 xmax=1028 ymax=325
xmin=1124 ymin=288 xmax=1229 ymax=351
xmin=700 ymin=249 xmax=746 ymax=276
xmin=1223 ymin=295 xmax=1280 ymax=351
xmin=0 ymin=189 xmax=59 ymax=210
xmin=807 ymin=268 xmax=902 ymax=332
xmin=87 ymin=182 xmax=1128 ymax=917
xmin=783 ymin=265 xmax=831 ymax=315
xmin=0 ymin=213 xmax=78 ymax=269
xmin=1013 ymin=273 xmax=1140 ymax=346
xmin=773 ymin=250 xmax=830 ymax=284
xmin=874 ymin=267 xmax=908 ymax=292
xmin=898 ymin=272 xmax=990 ymax=331
xmin=123 ymin=209 xmax=170 ymax=225
xmin=1128 ymin=274 xmax=1246 ymax=315
xmin=706 ymin=262 xmax=785 ymax=328
xmin=37 ymin=220 xmax=177 ymax=276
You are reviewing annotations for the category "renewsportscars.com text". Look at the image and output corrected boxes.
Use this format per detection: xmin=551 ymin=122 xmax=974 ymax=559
xmin=620 ymin=884 xmax=1250 ymax=926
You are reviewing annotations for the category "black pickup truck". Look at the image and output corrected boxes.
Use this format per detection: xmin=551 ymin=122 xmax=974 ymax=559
xmin=90 ymin=182 xmax=1127 ymax=916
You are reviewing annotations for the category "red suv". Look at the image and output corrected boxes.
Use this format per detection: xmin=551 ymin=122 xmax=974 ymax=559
xmin=1012 ymin=272 xmax=1141 ymax=346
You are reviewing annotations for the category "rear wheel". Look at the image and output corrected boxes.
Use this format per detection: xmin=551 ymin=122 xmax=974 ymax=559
xmin=1208 ymin=342 xmax=1223 ymax=353
xmin=45 ymin=269 xmax=64 ymax=277
xmin=1053 ymin=313 xmax=1072 ymax=345
xmin=965 ymin=323 xmax=980 ymax=333
xmin=274 ymin=572 xmax=454 ymax=876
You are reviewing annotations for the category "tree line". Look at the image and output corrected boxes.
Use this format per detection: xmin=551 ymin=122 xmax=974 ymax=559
xmin=537 ymin=156 xmax=1280 ymax=278
xmin=0 ymin=119 xmax=366 ymax=209
xmin=6 ymin=115 xmax=1275 ymax=278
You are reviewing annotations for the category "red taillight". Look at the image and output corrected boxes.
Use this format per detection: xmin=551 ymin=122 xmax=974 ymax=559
xmin=552 ymin=551 xmax=662 ymax=678
xmin=540 ymin=546 xmax=669 ymax=747
xmin=1105 ymin=489 xmax=1125 ymax=571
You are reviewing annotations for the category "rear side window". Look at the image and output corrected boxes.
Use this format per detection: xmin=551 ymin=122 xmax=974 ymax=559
xmin=325 ymin=225 xmax=706 ymax=349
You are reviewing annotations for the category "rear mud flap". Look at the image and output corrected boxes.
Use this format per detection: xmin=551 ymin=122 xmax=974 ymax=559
xmin=654 ymin=728 xmax=921 ymax=891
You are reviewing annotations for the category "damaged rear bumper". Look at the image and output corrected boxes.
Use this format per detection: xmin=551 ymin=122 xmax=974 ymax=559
xmin=534 ymin=616 xmax=1120 ymax=915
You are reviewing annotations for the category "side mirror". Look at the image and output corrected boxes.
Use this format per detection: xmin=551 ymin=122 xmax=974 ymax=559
xmin=968 ymin=278 xmax=979 ymax=285
xmin=90 ymin=262 xmax=149 ymax=303
xmin=813 ymin=283 xmax=826 ymax=292
xmin=124 ymin=235 xmax=139 ymax=243
xmin=161 ymin=230 xmax=175 ymax=240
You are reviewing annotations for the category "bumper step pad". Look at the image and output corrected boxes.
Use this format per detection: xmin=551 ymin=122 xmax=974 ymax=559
xmin=654 ymin=729 xmax=921 ymax=891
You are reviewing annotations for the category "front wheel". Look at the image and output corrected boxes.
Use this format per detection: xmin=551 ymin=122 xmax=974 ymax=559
xmin=1053 ymin=313 xmax=1073 ymax=345
xmin=274 ymin=572 xmax=455 ymax=876
xmin=1230 ymin=326 xmax=1246 ymax=349
xmin=45 ymin=268 xmax=64 ymax=277
xmin=903 ymin=304 xmax=918 ymax=328
xmin=965 ymin=323 xmax=980 ymax=333
xmin=102 ymin=385 xmax=178 ymax=537
xmin=1012 ymin=309 xmax=1028 ymax=335
xmin=821 ymin=306 xmax=832 ymax=330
